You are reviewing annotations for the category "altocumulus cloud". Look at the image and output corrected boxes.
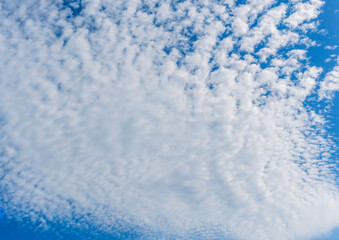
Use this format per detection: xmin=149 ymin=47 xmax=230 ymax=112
xmin=0 ymin=0 xmax=339 ymax=239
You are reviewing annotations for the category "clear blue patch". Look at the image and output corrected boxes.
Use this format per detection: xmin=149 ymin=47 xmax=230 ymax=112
xmin=217 ymin=28 xmax=231 ymax=42
xmin=313 ymin=227 xmax=339 ymax=240
xmin=210 ymin=64 xmax=219 ymax=73
xmin=163 ymin=46 xmax=172 ymax=55
xmin=236 ymin=0 xmax=247 ymax=5
xmin=62 ymin=0 xmax=83 ymax=17
xmin=0 ymin=208 xmax=4 ymax=221
xmin=208 ymin=83 xmax=215 ymax=90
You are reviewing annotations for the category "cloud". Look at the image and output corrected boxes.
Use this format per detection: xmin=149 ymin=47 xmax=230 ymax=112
xmin=0 ymin=0 xmax=338 ymax=240
xmin=284 ymin=0 xmax=324 ymax=28
xmin=325 ymin=45 xmax=338 ymax=50
xmin=319 ymin=57 xmax=339 ymax=99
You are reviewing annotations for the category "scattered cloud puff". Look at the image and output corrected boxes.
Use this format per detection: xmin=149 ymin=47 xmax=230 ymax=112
xmin=325 ymin=45 xmax=338 ymax=50
xmin=320 ymin=57 xmax=339 ymax=99
xmin=325 ymin=54 xmax=338 ymax=63
xmin=0 ymin=0 xmax=338 ymax=240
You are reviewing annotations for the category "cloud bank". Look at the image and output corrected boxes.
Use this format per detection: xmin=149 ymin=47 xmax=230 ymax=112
xmin=0 ymin=0 xmax=338 ymax=239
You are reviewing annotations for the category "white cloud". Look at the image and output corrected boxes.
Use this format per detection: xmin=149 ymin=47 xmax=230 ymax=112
xmin=0 ymin=0 xmax=338 ymax=240
xmin=284 ymin=0 xmax=324 ymax=28
xmin=240 ymin=4 xmax=287 ymax=53
xmin=319 ymin=57 xmax=339 ymax=99
xmin=325 ymin=45 xmax=338 ymax=50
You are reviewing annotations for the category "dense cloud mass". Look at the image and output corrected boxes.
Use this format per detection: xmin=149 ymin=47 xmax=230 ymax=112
xmin=0 ymin=0 xmax=339 ymax=239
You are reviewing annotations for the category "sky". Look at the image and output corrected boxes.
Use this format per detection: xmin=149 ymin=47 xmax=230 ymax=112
xmin=0 ymin=0 xmax=338 ymax=240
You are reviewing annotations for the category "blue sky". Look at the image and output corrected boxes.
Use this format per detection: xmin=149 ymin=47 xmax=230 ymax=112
xmin=310 ymin=1 xmax=339 ymax=239
xmin=311 ymin=0 xmax=339 ymax=186
xmin=0 ymin=0 xmax=339 ymax=239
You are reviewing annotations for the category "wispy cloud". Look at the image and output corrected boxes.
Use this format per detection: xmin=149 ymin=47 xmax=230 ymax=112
xmin=325 ymin=45 xmax=338 ymax=50
xmin=0 ymin=0 xmax=338 ymax=239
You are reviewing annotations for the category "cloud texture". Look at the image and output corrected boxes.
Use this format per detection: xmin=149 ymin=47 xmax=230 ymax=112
xmin=0 ymin=0 xmax=339 ymax=239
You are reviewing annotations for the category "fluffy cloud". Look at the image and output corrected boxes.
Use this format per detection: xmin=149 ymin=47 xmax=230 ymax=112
xmin=0 ymin=0 xmax=338 ymax=240
xmin=319 ymin=57 xmax=339 ymax=100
